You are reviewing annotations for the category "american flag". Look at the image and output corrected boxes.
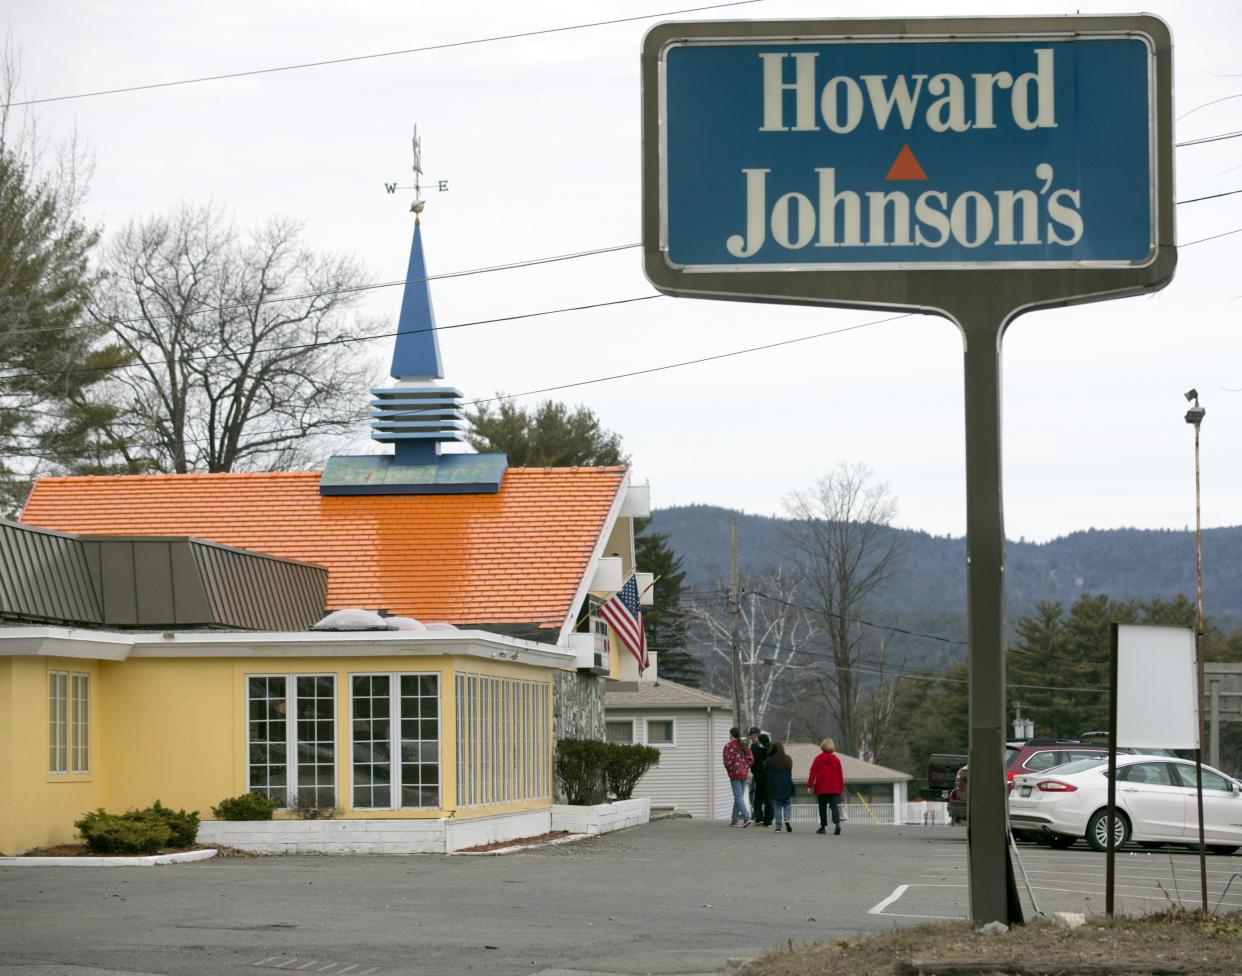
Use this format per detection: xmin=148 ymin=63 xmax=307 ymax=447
xmin=599 ymin=573 xmax=648 ymax=674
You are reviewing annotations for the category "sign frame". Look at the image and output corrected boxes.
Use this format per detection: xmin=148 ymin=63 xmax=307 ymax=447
xmin=641 ymin=14 xmax=1175 ymax=319
xmin=641 ymin=14 xmax=1175 ymax=930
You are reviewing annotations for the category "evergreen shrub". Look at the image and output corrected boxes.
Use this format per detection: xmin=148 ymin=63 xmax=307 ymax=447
xmin=74 ymin=809 xmax=171 ymax=854
xmin=211 ymin=792 xmax=279 ymax=821
xmin=148 ymin=800 xmax=200 ymax=847
xmin=603 ymin=743 xmax=661 ymax=800
xmin=555 ymin=739 xmax=610 ymax=804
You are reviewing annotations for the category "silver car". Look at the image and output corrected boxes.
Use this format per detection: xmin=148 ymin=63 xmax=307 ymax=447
xmin=1008 ymin=753 xmax=1242 ymax=854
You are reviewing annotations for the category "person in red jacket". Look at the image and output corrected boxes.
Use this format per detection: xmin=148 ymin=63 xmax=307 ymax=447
xmin=807 ymin=738 xmax=845 ymax=835
xmin=722 ymin=726 xmax=754 ymax=826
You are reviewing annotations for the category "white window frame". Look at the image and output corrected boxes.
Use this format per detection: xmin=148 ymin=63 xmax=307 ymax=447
xmin=349 ymin=671 xmax=442 ymax=811
xmin=645 ymin=717 xmax=677 ymax=747
xmin=245 ymin=673 xmax=337 ymax=808
xmin=49 ymin=670 xmax=90 ymax=775
xmin=606 ymin=719 xmax=636 ymax=744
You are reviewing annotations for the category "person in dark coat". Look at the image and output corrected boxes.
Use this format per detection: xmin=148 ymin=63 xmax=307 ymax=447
xmin=807 ymin=737 xmax=846 ymax=835
xmin=764 ymin=741 xmax=795 ymax=832
xmin=748 ymin=728 xmax=772 ymax=827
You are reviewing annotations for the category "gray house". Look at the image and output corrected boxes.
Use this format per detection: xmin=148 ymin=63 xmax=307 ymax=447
xmin=604 ymin=675 xmax=733 ymax=819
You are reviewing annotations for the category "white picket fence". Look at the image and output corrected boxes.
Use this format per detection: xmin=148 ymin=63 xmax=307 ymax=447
xmin=786 ymin=800 xmax=950 ymax=826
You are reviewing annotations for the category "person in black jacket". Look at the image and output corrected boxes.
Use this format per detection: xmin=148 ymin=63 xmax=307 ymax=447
xmin=765 ymin=741 xmax=796 ymax=832
xmin=749 ymin=729 xmax=773 ymax=827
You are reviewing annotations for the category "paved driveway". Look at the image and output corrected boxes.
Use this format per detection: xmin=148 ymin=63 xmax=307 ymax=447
xmin=1 ymin=820 xmax=1238 ymax=976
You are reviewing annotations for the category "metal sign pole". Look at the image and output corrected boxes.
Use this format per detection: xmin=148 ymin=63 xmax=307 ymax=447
xmin=1107 ymin=622 xmax=1119 ymax=917
xmin=957 ymin=304 xmax=1021 ymax=926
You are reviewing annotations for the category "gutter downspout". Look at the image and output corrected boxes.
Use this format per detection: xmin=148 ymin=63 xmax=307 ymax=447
xmin=706 ymin=707 xmax=715 ymax=820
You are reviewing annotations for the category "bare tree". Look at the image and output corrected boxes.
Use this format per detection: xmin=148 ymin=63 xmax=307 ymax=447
xmin=687 ymin=568 xmax=817 ymax=731
xmin=90 ymin=205 xmax=383 ymax=473
xmin=783 ymin=462 xmax=904 ymax=755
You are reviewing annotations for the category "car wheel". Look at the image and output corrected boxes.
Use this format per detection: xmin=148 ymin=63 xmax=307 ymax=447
xmin=1047 ymin=833 xmax=1076 ymax=850
xmin=1087 ymin=809 xmax=1130 ymax=852
xmin=1208 ymin=845 xmax=1239 ymax=856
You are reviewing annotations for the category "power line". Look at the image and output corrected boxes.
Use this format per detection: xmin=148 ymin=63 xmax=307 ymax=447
xmin=374 ymin=314 xmax=914 ymax=424
xmin=0 ymin=311 xmax=916 ymax=455
xmin=1177 ymin=129 xmax=1242 ymax=148
xmin=1181 ymin=226 xmax=1242 ymax=248
xmin=0 ymin=242 xmax=642 ymax=340
xmin=1177 ymin=188 xmax=1242 ymax=205
xmin=6 ymin=181 xmax=1238 ymax=344
xmin=0 ymin=294 xmax=661 ymax=382
xmin=711 ymin=634 xmax=1106 ymax=696
xmin=743 ymin=589 xmax=967 ymax=647
xmin=0 ymin=1 xmax=763 ymax=109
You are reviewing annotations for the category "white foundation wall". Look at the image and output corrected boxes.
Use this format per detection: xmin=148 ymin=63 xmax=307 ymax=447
xmin=197 ymin=810 xmax=553 ymax=854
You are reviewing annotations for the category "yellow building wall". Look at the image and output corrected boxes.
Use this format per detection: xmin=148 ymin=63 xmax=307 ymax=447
xmin=0 ymin=657 xmax=104 ymax=855
xmin=2 ymin=651 xmax=558 ymax=852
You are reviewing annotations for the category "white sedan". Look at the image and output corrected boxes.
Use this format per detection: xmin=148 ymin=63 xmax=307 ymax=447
xmin=1008 ymin=753 xmax=1242 ymax=854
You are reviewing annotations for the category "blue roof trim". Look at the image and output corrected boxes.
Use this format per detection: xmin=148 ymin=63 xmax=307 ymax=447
xmin=319 ymin=452 xmax=507 ymax=496
xmin=390 ymin=221 xmax=444 ymax=380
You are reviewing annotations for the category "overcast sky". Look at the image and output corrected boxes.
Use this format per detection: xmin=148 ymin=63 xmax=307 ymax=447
xmin=6 ymin=0 xmax=1240 ymax=542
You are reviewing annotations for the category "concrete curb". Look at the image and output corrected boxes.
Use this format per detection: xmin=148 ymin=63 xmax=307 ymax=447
xmin=0 ymin=848 xmax=218 ymax=867
xmin=452 ymin=834 xmax=593 ymax=856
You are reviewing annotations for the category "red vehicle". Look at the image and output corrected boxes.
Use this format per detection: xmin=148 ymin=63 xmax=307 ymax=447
xmin=950 ymin=740 xmax=1116 ymax=825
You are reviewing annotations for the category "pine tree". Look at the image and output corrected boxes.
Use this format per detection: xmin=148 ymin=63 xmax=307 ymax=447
xmin=635 ymin=520 xmax=700 ymax=687
xmin=465 ymin=397 xmax=626 ymax=467
xmin=0 ymin=140 xmax=123 ymax=512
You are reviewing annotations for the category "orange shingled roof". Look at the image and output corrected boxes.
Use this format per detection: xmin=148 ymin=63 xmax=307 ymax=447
xmin=21 ymin=467 xmax=627 ymax=633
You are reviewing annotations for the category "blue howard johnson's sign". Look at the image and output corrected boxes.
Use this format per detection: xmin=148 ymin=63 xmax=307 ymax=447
xmin=659 ymin=35 xmax=1157 ymax=269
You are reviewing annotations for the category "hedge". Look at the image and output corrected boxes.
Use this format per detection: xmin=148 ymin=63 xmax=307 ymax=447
xmin=556 ymin=739 xmax=662 ymax=804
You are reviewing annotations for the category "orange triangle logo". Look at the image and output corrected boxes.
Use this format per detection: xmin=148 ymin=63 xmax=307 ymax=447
xmin=885 ymin=144 xmax=927 ymax=181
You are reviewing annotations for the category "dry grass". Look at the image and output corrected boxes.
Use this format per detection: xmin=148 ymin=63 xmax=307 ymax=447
xmin=742 ymin=911 xmax=1242 ymax=976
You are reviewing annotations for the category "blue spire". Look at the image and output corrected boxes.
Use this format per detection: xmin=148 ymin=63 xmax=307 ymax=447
xmin=390 ymin=219 xmax=443 ymax=380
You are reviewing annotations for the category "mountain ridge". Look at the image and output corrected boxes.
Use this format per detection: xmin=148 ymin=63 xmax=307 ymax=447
xmin=649 ymin=505 xmax=1242 ymax=647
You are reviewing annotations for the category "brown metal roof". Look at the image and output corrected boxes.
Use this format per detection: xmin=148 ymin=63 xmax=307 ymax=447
xmin=0 ymin=520 xmax=102 ymax=626
xmin=0 ymin=520 xmax=327 ymax=631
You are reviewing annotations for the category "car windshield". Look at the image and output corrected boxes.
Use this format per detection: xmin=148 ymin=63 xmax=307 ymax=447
xmin=1041 ymin=757 xmax=1104 ymax=776
xmin=1004 ymin=747 xmax=1020 ymax=766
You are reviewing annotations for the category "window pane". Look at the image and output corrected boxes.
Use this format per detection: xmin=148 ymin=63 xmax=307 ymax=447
xmin=49 ymin=671 xmax=68 ymax=774
xmin=606 ymin=721 xmax=633 ymax=744
xmin=399 ymin=673 xmax=439 ymax=809
xmin=246 ymin=676 xmax=287 ymax=803
xmin=351 ymin=674 xmax=392 ymax=809
xmin=71 ymin=674 xmax=90 ymax=773
xmin=647 ymin=720 xmax=674 ymax=745
xmin=293 ymin=676 xmax=335 ymax=810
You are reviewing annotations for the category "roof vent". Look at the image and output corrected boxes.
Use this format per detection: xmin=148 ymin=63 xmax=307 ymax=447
xmin=312 ymin=608 xmax=390 ymax=631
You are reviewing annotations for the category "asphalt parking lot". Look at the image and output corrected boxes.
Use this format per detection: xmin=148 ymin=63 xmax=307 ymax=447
xmin=2 ymin=820 xmax=1239 ymax=976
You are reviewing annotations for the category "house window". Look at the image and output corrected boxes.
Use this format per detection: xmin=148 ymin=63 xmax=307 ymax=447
xmin=49 ymin=670 xmax=90 ymax=774
xmin=246 ymin=675 xmax=336 ymax=807
xmin=606 ymin=720 xmax=634 ymax=744
xmin=456 ymin=674 xmax=549 ymax=808
xmin=351 ymin=673 xmax=440 ymax=810
xmin=646 ymin=719 xmax=676 ymax=746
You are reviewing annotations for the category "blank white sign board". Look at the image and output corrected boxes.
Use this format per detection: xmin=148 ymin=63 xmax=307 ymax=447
xmin=1116 ymin=624 xmax=1198 ymax=749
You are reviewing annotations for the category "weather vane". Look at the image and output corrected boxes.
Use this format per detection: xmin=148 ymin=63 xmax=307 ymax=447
xmin=411 ymin=125 xmax=424 ymax=215
xmin=383 ymin=125 xmax=450 ymax=204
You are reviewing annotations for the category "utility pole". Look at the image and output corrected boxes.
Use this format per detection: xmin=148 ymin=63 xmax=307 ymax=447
xmin=730 ymin=516 xmax=743 ymax=730
xmin=1185 ymin=389 xmax=1208 ymax=912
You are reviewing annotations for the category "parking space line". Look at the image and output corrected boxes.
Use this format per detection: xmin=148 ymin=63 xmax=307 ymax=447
xmin=868 ymin=883 xmax=967 ymax=921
